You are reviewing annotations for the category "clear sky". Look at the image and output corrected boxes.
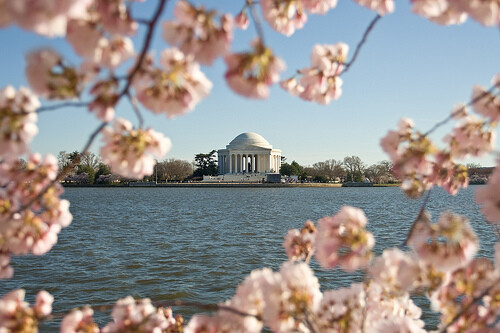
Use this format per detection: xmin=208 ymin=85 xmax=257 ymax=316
xmin=0 ymin=1 xmax=499 ymax=167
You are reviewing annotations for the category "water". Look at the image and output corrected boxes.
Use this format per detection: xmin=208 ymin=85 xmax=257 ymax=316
xmin=0 ymin=186 xmax=496 ymax=331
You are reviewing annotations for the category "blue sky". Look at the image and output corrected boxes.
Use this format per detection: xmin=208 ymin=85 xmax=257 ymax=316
xmin=0 ymin=1 xmax=499 ymax=167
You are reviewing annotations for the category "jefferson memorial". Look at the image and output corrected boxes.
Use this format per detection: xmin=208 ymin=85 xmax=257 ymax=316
xmin=204 ymin=132 xmax=282 ymax=182
xmin=218 ymin=132 xmax=282 ymax=174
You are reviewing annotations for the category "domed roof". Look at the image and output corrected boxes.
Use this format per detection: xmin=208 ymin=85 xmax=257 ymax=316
xmin=227 ymin=132 xmax=272 ymax=150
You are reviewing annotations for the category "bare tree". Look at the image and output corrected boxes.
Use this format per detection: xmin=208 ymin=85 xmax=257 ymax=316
xmin=156 ymin=158 xmax=193 ymax=181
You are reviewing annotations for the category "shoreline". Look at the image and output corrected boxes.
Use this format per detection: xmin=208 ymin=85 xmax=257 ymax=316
xmin=61 ymin=183 xmax=403 ymax=188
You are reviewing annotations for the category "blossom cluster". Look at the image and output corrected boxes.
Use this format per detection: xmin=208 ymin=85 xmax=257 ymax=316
xmin=100 ymin=118 xmax=172 ymax=179
xmin=0 ymin=289 xmax=53 ymax=332
xmin=258 ymin=0 xmax=394 ymax=36
xmin=0 ymin=154 xmax=72 ymax=278
xmin=281 ymin=43 xmax=348 ymax=104
xmin=381 ymin=72 xmax=498 ymax=199
xmin=411 ymin=0 xmax=500 ymax=27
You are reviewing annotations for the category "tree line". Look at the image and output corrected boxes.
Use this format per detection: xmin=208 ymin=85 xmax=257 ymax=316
xmin=57 ymin=150 xmax=487 ymax=185
xmin=280 ymin=156 xmax=397 ymax=184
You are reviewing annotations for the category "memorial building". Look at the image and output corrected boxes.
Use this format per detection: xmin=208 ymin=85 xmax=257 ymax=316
xmin=217 ymin=132 xmax=282 ymax=175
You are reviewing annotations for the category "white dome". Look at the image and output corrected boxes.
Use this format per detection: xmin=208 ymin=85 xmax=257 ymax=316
xmin=227 ymin=132 xmax=272 ymax=149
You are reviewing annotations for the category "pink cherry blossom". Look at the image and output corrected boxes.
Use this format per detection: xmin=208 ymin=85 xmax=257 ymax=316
xmin=235 ymin=10 xmax=250 ymax=30
xmin=66 ymin=19 xmax=104 ymax=61
xmin=283 ymin=220 xmax=316 ymax=261
xmin=133 ymin=48 xmax=212 ymax=117
xmin=221 ymin=268 xmax=276 ymax=333
xmin=460 ymin=0 xmax=500 ymax=26
xmin=444 ymin=115 xmax=496 ymax=158
xmin=262 ymin=262 xmax=322 ymax=333
xmin=302 ymin=0 xmax=338 ymax=14
xmin=0 ymin=254 xmax=13 ymax=279
xmin=475 ymin=159 xmax=500 ymax=223
xmin=407 ymin=211 xmax=478 ymax=272
xmin=316 ymin=283 xmax=366 ymax=332
xmin=5 ymin=0 xmax=91 ymax=37
xmin=96 ymin=0 xmax=138 ymax=36
xmin=225 ymin=39 xmax=285 ymax=99
xmin=100 ymin=118 xmax=172 ymax=179
xmin=102 ymin=296 xmax=175 ymax=332
xmin=25 ymin=48 xmax=82 ymax=99
xmin=99 ymin=36 xmax=135 ymax=69
xmin=34 ymin=290 xmax=53 ymax=317
xmin=353 ymin=0 xmax=395 ymax=16
xmin=260 ymin=0 xmax=307 ymax=36
xmin=471 ymin=85 xmax=500 ymax=122
xmin=60 ymin=307 xmax=99 ymax=333
xmin=0 ymin=154 xmax=72 ymax=267
xmin=411 ymin=0 xmax=468 ymax=25
xmin=282 ymin=42 xmax=348 ymax=104
xmin=369 ymin=248 xmax=420 ymax=295
xmin=430 ymin=258 xmax=499 ymax=331
xmin=89 ymin=80 xmax=119 ymax=122
xmin=0 ymin=86 xmax=39 ymax=160
xmin=0 ymin=289 xmax=53 ymax=332
xmin=315 ymin=205 xmax=375 ymax=271
xmin=163 ymin=0 xmax=233 ymax=65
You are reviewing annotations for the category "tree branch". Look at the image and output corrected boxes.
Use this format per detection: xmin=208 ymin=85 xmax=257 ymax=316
xmin=423 ymin=85 xmax=497 ymax=136
xmin=37 ymin=102 xmax=89 ymax=113
xmin=343 ymin=14 xmax=382 ymax=74
xmin=118 ymin=0 xmax=168 ymax=100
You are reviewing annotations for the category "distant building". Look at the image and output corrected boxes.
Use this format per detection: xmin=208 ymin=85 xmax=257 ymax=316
xmin=217 ymin=132 xmax=282 ymax=175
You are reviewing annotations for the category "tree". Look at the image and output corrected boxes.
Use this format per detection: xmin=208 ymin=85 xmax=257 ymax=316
xmin=343 ymin=156 xmax=365 ymax=175
xmin=193 ymin=150 xmax=218 ymax=177
xmin=156 ymin=158 xmax=193 ymax=181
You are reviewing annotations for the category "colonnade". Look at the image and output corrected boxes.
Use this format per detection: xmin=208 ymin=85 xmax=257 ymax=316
xmin=218 ymin=153 xmax=281 ymax=174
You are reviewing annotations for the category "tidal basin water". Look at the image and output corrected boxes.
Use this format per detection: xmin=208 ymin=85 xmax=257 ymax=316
xmin=1 ymin=186 xmax=497 ymax=330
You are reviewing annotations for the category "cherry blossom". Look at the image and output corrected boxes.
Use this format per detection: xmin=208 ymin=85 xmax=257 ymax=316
xmin=316 ymin=283 xmax=366 ymax=332
xmin=283 ymin=220 xmax=316 ymax=261
xmin=0 ymin=86 xmax=39 ymax=160
xmin=99 ymin=36 xmax=135 ymax=69
xmin=315 ymin=205 xmax=374 ymax=271
xmin=460 ymin=0 xmax=500 ymax=26
xmin=0 ymin=289 xmax=52 ymax=331
xmin=163 ymin=0 xmax=233 ymax=65
xmin=95 ymin=0 xmax=138 ymax=36
xmin=407 ymin=211 xmax=478 ymax=272
xmin=60 ymin=307 xmax=99 ymax=333
xmin=430 ymin=258 xmax=500 ymax=331
xmin=235 ymin=10 xmax=250 ymax=30
xmin=25 ymin=49 xmax=82 ymax=99
xmin=260 ymin=0 xmax=307 ymax=36
xmin=0 ymin=154 xmax=72 ymax=267
xmin=444 ymin=115 xmax=495 ymax=158
xmin=100 ymin=118 xmax=172 ymax=179
xmin=411 ymin=0 xmax=468 ymax=25
xmin=471 ymin=85 xmax=500 ymax=122
xmin=132 ymin=48 xmax=212 ymax=117
xmin=369 ymin=248 xmax=420 ymax=295
xmin=4 ymin=0 xmax=91 ymax=37
xmin=66 ymin=19 xmax=104 ymax=61
xmin=475 ymin=159 xmax=500 ymax=223
xmin=101 ymin=296 xmax=176 ymax=332
xmin=302 ymin=0 xmax=338 ymax=14
xmin=225 ymin=39 xmax=285 ymax=99
xmin=353 ymin=0 xmax=395 ymax=16
xmin=262 ymin=262 xmax=322 ymax=333
xmin=88 ymin=79 xmax=119 ymax=122
xmin=282 ymin=42 xmax=348 ymax=104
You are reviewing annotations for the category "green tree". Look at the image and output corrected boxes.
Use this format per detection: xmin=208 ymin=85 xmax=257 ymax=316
xmin=76 ymin=165 xmax=95 ymax=184
xmin=95 ymin=162 xmax=111 ymax=179
xmin=193 ymin=150 xmax=218 ymax=177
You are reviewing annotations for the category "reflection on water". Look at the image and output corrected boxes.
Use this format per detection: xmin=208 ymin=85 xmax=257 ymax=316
xmin=1 ymin=186 xmax=495 ymax=330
